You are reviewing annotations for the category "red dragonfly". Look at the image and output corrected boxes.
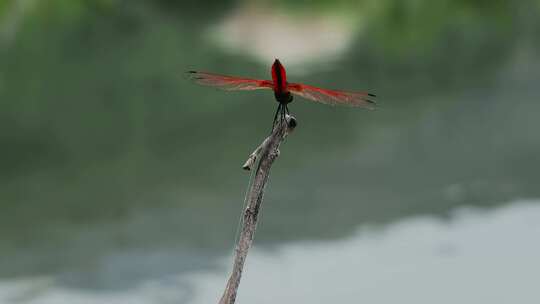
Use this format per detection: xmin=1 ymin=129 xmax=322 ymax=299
xmin=189 ymin=59 xmax=375 ymax=128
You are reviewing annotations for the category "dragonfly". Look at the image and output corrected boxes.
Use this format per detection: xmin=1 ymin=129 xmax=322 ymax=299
xmin=188 ymin=59 xmax=376 ymax=129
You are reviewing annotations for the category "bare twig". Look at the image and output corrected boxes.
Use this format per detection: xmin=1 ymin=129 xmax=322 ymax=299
xmin=219 ymin=115 xmax=297 ymax=304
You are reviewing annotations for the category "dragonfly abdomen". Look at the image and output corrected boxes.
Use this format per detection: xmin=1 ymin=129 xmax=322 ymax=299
xmin=271 ymin=59 xmax=288 ymax=94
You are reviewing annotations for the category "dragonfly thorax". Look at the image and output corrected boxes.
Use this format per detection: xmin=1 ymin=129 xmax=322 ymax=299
xmin=274 ymin=91 xmax=293 ymax=104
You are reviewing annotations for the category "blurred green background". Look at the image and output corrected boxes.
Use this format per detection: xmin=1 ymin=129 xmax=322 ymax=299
xmin=1 ymin=0 xmax=539 ymax=303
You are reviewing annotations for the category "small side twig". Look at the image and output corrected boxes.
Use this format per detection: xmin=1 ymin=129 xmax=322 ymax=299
xmin=241 ymin=141 xmax=265 ymax=171
xmin=219 ymin=115 xmax=297 ymax=304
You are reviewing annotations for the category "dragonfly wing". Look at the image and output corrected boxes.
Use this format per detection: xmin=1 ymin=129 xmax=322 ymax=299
xmin=287 ymin=83 xmax=376 ymax=108
xmin=188 ymin=71 xmax=273 ymax=91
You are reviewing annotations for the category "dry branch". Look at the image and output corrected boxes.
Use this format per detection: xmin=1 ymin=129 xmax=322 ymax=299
xmin=219 ymin=115 xmax=297 ymax=304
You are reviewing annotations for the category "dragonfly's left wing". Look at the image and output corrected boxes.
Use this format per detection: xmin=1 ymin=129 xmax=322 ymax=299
xmin=287 ymin=83 xmax=376 ymax=108
xmin=188 ymin=71 xmax=273 ymax=91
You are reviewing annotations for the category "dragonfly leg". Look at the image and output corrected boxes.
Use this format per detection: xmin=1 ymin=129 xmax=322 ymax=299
xmin=280 ymin=104 xmax=286 ymax=127
xmin=271 ymin=103 xmax=282 ymax=132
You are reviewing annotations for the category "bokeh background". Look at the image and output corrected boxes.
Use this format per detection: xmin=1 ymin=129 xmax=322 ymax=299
xmin=1 ymin=0 xmax=539 ymax=303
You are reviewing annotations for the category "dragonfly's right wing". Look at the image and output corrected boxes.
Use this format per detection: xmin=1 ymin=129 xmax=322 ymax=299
xmin=188 ymin=71 xmax=274 ymax=91
xmin=287 ymin=83 xmax=376 ymax=108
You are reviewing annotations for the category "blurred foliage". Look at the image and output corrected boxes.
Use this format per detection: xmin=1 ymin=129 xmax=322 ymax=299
xmin=371 ymin=0 xmax=513 ymax=53
xmin=0 ymin=0 xmax=530 ymax=55
xmin=0 ymin=0 xmax=539 ymax=229
xmin=259 ymin=0 xmax=519 ymax=53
